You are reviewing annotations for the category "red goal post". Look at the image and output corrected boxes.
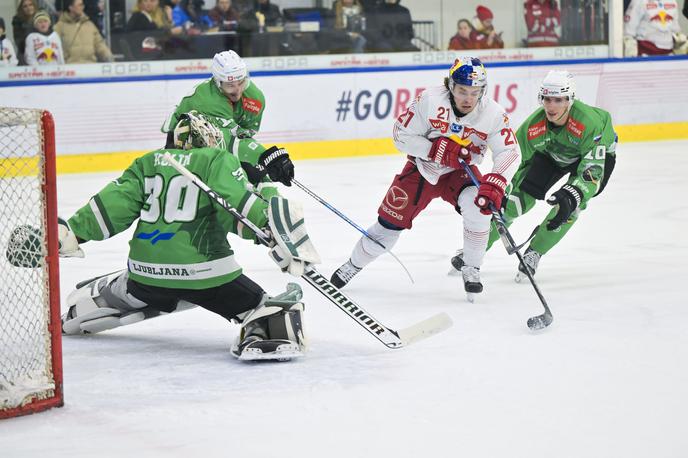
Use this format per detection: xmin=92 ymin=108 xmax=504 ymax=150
xmin=0 ymin=107 xmax=63 ymax=419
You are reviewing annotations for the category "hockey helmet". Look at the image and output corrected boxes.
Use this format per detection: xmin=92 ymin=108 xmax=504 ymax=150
xmin=173 ymin=111 xmax=225 ymax=150
xmin=449 ymin=57 xmax=488 ymax=89
xmin=211 ymin=50 xmax=249 ymax=88
xmin=538 ymin=70 xmax=576 ymax=104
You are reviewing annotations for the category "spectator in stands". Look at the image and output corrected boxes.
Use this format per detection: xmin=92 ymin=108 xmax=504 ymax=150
xmin=128 ymin=0 xmax=169 ymax=31
xmin=623 ymin=0 xmax=683 ymax=56
xmin=333 ymin=0 xmax=367 ymax=53
xmin=684 ymin=0 xmax=688 ymax=19
xmin=0 ymin=17 xmax=19 ymax=66
xmin=254 ymin=0 xmax=283 ymax=27
xmin=55 ymin=0 xmax=114 ymax=62
xmin=12 ymin=0 xmax=38 ymax=64
xmin=208 ymin=0 xmax=240 ymax=30
xmin=523 ymin=0 xmax=561 ymax=47
xmin=162 ymin=0 xmax=180 ymax=24
xmin=24 ymin=10 xmax=64 ymax=65
xmin=37 ymin=0 xmax=59 ymax=22
xmin=472 ymin=5 xmax=503 ymax=49
xmin=365 ymin=0 xmax=418 ymax=52
xmin=172 ymin=0 xmax=213 ymax=32
xmin=84 ymin=0 xmax=105 ymax=36
xmin=448 ymin=19 xmax=480 ymax=50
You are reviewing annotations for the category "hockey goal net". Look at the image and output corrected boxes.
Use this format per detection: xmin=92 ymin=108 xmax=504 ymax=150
xmin=0 ymin=107 xmax=63 ymax=419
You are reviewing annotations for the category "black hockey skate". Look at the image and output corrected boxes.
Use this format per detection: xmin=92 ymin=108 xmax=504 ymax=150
xmin=232 ymin=336 xmax=303 ymax=362
xmin=461 ymin=266 xmax=483 ymax=303
xmin=448 ymin=249 xmax=464 ymax=276
xmin=515 ymin=247 xmax=541 ymax=283
xmin=330 ymin=259 xmax=362 ymax=288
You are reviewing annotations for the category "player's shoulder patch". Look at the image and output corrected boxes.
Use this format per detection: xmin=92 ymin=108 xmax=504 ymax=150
xmin=566 ymin=116 xmax=586 ymax=138
xmin=242 ymin=97 xmax=263 ymax=114
xmin=527 ymin=119 xmax=547 ymax=140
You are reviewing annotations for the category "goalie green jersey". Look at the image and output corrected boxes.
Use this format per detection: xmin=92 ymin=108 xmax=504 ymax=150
xmin=514 ymin=99 xmax=617 ymax=205
xmin=68 ymin=147 xmax=271 ymax=289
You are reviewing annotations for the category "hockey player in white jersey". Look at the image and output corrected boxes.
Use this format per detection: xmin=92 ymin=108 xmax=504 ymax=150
xmin=330 ymin=57 xmax=521 ymax=300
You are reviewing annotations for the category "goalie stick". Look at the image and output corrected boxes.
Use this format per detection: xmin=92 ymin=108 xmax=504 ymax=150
xmin=449 ymin=136 xmax=553 ymax=331
xmin=162 ymin=152 xmax=452 ymax=348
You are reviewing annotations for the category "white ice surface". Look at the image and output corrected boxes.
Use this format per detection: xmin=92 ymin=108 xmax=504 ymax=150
xmin=3 ymin=140 xmax=688 ymax=458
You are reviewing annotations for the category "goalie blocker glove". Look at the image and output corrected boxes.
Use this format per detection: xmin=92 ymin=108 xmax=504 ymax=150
xmin=546 ymin=184 xmax=582 ymax=230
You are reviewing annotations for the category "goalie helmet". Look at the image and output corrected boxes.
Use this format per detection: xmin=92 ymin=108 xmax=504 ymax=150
xmin=538 ymin=70 xmax=576 ymax=104
xmin=211 ymin=50 xmax=249 ymax=88
xmin=173 ymin=111 xmax=226 ymax=150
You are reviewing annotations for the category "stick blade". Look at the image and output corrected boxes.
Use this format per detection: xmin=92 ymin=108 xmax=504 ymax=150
xmin=527 ymin=312 xmax=553 ymax=331
xmin=396 ymin=312 xmax=453 ymax=347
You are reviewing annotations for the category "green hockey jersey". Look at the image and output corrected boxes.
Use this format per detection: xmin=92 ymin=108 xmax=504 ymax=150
xmin=162 ymin=79 xmax=270 ymax=167
xmin=163 ymin=79 xmax=264 ymax=140
xmin=68 ymin=147 xmax=270 ymax=289
xmin=514 ymin=99 xmax=617 ymax=204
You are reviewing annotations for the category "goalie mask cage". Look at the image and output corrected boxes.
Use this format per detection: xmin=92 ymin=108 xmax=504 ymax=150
xmin=0 ymin=107 xmax=63 ymax=419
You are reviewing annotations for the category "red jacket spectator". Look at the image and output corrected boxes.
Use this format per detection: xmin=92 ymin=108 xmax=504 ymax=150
xmin=472 ymin=5 xmax=504 ymax=49
xmin=524 ymin=0 xmax=561 ymax=47
xmin=448 ymin=19 xmax=482 ymax=50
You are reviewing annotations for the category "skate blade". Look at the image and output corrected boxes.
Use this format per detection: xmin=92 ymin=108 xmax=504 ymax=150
xmin=515 ymin=272 xmax=527 ymax=283
xmin=448 ymin=267 xmax=461 ymax=277
xmin=238 ymin=343 xmax=304 ymax=362
xmin=466 ymin=292 xmax=476 ymax=303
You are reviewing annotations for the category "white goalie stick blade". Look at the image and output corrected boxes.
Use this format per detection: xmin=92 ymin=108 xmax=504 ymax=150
xmin=301 ymin=266 xmax=452 ymax=348
xmin=395 ymin=312 xmax=453 ymax=347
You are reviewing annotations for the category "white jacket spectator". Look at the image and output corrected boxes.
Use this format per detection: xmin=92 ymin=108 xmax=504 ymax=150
xmin=24 ymin=10 xmax=64 ymax=65
xmin=624 ymin=0 xmax=681 ymax=55
xmin=0 ymin=17 xmax=19 ymax=66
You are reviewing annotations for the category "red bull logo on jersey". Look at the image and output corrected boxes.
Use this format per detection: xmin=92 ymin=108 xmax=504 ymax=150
xmin=527 ymin=120 xmax=547 ymax=140
xmin=242 ymin=97 xmax=262 ymax=114
xmin=460 ymin=126 xmax=488 ymax=141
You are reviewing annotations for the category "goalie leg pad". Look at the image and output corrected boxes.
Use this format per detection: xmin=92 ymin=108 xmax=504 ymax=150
xmin=62 ymin=270 xmax=153 ymax=335
xmin=232 ymin=283 xmax=306 ymax=361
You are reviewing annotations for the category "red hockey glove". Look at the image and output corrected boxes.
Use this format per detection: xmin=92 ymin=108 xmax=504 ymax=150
xmin=475 ymin=173 xmax=507 ymax=215
xmin=428 ymin=137 xmax=474 ymax=169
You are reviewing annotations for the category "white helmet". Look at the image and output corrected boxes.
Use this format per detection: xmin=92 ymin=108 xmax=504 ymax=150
xmin=211 ymin=50 xmax=249 ymax=87
xmin=539 ymin=70 xmax=576 ymax=104
xmin=173 ymin=111 xmax=225 ymax=150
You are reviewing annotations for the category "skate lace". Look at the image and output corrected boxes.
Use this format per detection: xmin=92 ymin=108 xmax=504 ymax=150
xmin=462 ymin=266 xmax=480 ymax=283
xmin=336 ymin=261 xmax=361 ymax=282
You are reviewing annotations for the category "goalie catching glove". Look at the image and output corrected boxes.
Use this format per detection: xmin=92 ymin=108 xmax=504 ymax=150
xmin=5 ymin=217 xmax=83 ymax=268
xmin=58 ymin=217 xmax=84 ymax=258
xmin=266 ymin=196 xmax=321 ymax=276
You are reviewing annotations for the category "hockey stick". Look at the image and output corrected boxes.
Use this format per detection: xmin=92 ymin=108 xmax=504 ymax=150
xmin=458 ymin=158 xmax=553 ymax=330
xmin=291 ymin=178 xmax=414 ymax=284
xmin=163 ymin=152 xmax=452 ymax=347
